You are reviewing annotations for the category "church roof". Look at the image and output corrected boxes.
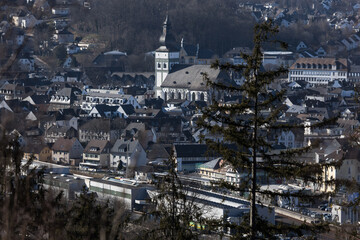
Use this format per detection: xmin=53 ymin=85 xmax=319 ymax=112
xmin=161 ymin=65 xmax=233 ymax=91
xmin=181 ymin=42 xmax=216 ymax=59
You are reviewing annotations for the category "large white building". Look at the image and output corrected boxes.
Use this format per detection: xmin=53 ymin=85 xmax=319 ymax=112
xmin=81 ymin=89 xmax=140 ymax=112
xmin=288 ymin=58 xmax=348 ymax=85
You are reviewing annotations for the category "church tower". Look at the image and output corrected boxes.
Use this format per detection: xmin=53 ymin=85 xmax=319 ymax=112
xmin=154 ymin=15 xmax=179 ymax=99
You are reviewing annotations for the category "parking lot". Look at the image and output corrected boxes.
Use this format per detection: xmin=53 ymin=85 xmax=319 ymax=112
xmin=279 ymin=203 xmax=332 ymax=223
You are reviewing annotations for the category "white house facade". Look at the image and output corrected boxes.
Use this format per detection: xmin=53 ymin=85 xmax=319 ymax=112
xmin=81 ymin=92 xmax=140 ymax=112
xmin=288 ymin=58 xmax=348 ymax=85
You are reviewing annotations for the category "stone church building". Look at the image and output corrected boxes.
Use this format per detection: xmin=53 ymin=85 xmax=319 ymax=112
xmin=154 ymin=16 xmax=234 ymax=101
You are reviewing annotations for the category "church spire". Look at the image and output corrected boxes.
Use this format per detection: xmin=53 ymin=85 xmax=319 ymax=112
xmin=158 ymin=15 xmax=177 ymax=51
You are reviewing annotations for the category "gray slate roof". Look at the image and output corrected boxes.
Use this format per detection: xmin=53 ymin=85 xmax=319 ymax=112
xmin=198 ymin=157 xmax=222 ymax=170
xmin=161 ymin=65 xmax=233 ymax=91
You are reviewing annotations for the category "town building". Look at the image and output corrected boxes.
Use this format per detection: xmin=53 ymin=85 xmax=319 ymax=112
xmin=81 ymin=90 xmax=140 ymax=112
xmin=87 ymin=177 xmax=152 ymax=210
xmin=110 ymin=139 xmax=147 ymax=171
xmin=49 ymin=87 xmax=81 ymax=111
xmin=43 ymin=173 xmax=85 ymax=200
xmin=80 ymin=139 xmax=112 ymax=171
xmin=288 ymin=58 xmax=348 ymax=85
xmin=51 ymin=137 xmax=83 ymax=165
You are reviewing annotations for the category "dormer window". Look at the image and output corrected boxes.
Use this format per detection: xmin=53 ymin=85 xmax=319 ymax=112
xmin=118 ymin=147 xmax=127 ymax=152
xmin=90 ymin=147 xmax=99 ymax=152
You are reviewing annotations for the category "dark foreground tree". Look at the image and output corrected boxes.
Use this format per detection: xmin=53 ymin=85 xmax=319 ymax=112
xmin=198 ymin=20 xmax=339 ymax=239
xmin=139 ymin=152 xmax=216 ymax=240
xmin=0 ymin=134 xmax=130 ymax=240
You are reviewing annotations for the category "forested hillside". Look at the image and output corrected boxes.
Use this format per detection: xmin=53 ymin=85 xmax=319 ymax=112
xmin=70 ymin=0 xmax=256 ymax=55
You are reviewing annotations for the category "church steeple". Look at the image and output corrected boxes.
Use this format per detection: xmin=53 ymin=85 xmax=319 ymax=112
xmin=154 ymin=15 xmax=180 ymax=99
xmin=157 ymin=15 xmax=177 ymax=52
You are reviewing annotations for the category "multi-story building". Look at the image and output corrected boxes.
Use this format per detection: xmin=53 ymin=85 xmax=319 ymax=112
xmin=49 ymin=87 xmax=81 ymax=111
xmin=110 ymin=139 xmax=147 ymax=171
xmin=81 ymin=89 xmax=140 ymax=112
xmin=262 ymin=51 xmax=295 ymax=69
xmin=51 ymin=137 xmax=83 ymax=165
xmin=78 ymin=119 xmax=122 ymax=144
xmin=288 ymin=58 xmax=348 ymax=85
xmin=79 ymin=140 xmax=112 ymax=171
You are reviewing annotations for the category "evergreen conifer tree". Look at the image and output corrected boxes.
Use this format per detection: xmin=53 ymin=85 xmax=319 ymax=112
xmin=198 ymin=20 xmax=338 ymax=239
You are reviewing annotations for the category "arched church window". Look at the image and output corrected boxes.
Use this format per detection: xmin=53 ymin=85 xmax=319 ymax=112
xmin=200 ymin=93 xmax=205 ymax=101
xmin=192 ymin=92 xmax=196 ymax=101
xmin=171 ymin=92 xmax=175 ymax=99
xmin=178 ymin=92 xmax=181 ymax=99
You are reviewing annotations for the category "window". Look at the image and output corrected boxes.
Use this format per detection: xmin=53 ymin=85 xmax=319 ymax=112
xmin=163 ymin=63 xmax=167 ymax=69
